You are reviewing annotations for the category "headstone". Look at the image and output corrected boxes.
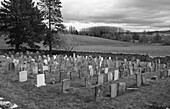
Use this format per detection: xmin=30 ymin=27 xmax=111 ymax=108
xmin=43 ymin=65 xmax=49 ymax=72
xmin=110 ymin=83 xmax=118 ymax=98
xmin=118 ymin=82 xmax=126 ymax=96
xmin=104 ymin=68 xmax=109 ymax=74
xmin=108 ymin=72 xmax=113 ymax=82
xmin=168 ymin=69 xmax=170 ymax=77
xmin=95 ymin=84 xmax=103 ymax=101
xmin=129 ymin=67 xmax=134 ymax=75
xmin=90 ymin=68 xmax=94 ymax=76
xmin=97 ymin=74 xmax=104 ymax=85
xmin=88 ymin=65 xmax=93 ymax=69
xmin=159 ymin=69 xmax=164 ymax=79
xmin=62 ymin=79 xmax=71 ymax=92
xmin=141 ymin=74 xmax=146 ymax=85
xmin=36 ymin=74 xmax=46 ymax=87
xmin=136 ymin=72 xmax=142 ymax=87
xmin=114 ymin=70 xmax=119 ymax=81
xmin=32 ymin=63 xmax=38 ymax=74
xmin=85 ymin=77 xmax=91 ymax=87
xmin=19 ymin=71 xmax=27 ymax=82
xmin=104 ymin=73 xmax=108 ymax=83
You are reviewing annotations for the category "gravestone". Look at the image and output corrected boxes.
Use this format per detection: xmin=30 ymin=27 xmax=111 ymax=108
xmin=114 ymin=70 xmax=119 ymax=81
xmin=129 ymin=67 xmax=134 ymax=75
xmin=36 ymin=74 xmax=46 ymax=87
xmin=43 ymin=65 xmax=49 ymax=73
xmin=19 ymin=71 xmax=27 ymax=82
xmin=159 ymin=69 xmax=164 ymax=79
xmin=110 ymin=83 xmax=118 ymax=98
xmin=90 ymin=68 xmax=94 ymax=76
xmin=104 ymin=73 xmax=108 ymax=83
xmin=104 ymin=68 xmax=109 ymax=74
xmin=95 ymin=84 xmax=103 ymax=101
xmin=32 ymin=63 xmax=38 ymax=74
xmin=168 ymin=69 xmax=170 ymax=77
xmin=97 ymin=74 xmax=104 ymax=85
xmin=118 ymin=82 xmax=126 ymax=96
xmin=62 ymin=79 xmax=71 ymax=92
xmin=85 ymin=77 xmax=91 ymax=87
xmin=9 ymin=62 xmax=15 ymax=72
xmin=136 ymin=72 xmax=142 ymax=87
xmin=108 ymin=72 xmax=113 ymax=82
xmin=141 ymin=74 xmax=147 ymax=85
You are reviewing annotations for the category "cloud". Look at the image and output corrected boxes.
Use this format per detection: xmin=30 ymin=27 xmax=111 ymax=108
xmin=1 ymin=0 xmax=169 ymax=31
xmin=61 ymin=0 xmax=170 ymax=31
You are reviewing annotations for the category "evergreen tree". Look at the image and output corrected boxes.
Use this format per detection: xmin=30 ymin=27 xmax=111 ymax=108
xmin=0 ymin=0 xmax=45 ymax=50
xmin=38 ymin=0 xmax=65 ymax=55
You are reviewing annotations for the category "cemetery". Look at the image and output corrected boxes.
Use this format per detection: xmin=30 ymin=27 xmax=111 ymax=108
xmin=0 ymin=51 xmax=169 ymax=109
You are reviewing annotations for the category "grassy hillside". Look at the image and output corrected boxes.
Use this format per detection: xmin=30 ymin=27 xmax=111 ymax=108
xmin=1 ymin=34 xmax=170 ymax=56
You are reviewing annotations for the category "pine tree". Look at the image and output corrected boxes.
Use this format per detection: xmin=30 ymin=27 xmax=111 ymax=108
xmin=38 ymin=0 xmax=65 ymax=55
xmin=0 ymin=0 xmax=45 ymax=50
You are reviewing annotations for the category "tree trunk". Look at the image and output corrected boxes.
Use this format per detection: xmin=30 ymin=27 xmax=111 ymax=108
xmin=15 ymin=44 xmax=20 ymax=51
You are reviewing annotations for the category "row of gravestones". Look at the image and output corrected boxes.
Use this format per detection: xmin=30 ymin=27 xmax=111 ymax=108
xmin=0 ymin=54 xmax=169 ymax=92
xmin=94 ymin=67 xmax=170 ymax=100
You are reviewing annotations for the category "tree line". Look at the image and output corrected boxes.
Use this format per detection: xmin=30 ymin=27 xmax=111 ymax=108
xmin=74 ymin=26 xmax=170 ymax=45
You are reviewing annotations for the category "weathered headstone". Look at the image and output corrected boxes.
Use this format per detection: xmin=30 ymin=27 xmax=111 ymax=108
xmin=19 ymin=71 xmax=27 ymax=82
xmin=114 ymin=70 xmax=119 ymax=81
xmin=118 ymin=82 xmax=126 ymax=96
xmin=95 ymin=84 xmax=103 ymax=101
xmin=108 ymin=72 xmax=113 ymax=82
xmin=43 ymin=65 xmax=49 ymax=73
xmin=97 ymin=74 xmax=104 ymax=85
xmin=110 ymin=83 xmax=118 ymax=98
xmin=129 ymin=67 xmax=134 ymax=75
xmin=159 ymin=69 xmax=164 ymax=79
xmin=90 ymin=68 xmax=94 ymax=76
xmin=136 ymin=72 xmax=142 ymax=87
xmin=36 ymin=74 xmax=46 ymax=87
xmin=104 ymin=73 xmax=108 ymax=83
xmin=62 ymin=79 xmax=71 ymax=92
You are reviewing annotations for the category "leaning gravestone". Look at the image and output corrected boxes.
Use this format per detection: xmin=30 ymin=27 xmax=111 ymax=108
xmin=19 ymin=71 xmax=27 ymax=82
xmin=62 ymin=79 xmax=71 ymax=93
xmin=36 ymin=74 xmax=46 ymax=87
xmin=110 ymin=83 xmax=118 ymax=98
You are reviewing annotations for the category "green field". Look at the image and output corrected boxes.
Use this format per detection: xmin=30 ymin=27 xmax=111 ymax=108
xmin=1 ymin=35 xmax=170 ymax=57
xmin=71 ymin=35 xmax=170 ymax=57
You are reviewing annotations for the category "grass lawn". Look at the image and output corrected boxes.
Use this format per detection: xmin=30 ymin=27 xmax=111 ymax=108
xmin=0 ymin=70 xmax=170 ymax=109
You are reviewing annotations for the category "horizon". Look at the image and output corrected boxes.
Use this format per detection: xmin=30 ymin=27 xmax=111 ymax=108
xmin=0 ymin=0 xmax=170 ymax=32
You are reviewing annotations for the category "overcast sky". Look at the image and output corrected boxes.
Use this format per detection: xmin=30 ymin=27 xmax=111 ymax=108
xmin=1 ymin=0 xmax=170 ymax=32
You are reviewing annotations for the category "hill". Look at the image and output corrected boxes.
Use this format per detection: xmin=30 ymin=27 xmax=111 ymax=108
xmin=1 ymin=34 xmax=170 ymax=56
